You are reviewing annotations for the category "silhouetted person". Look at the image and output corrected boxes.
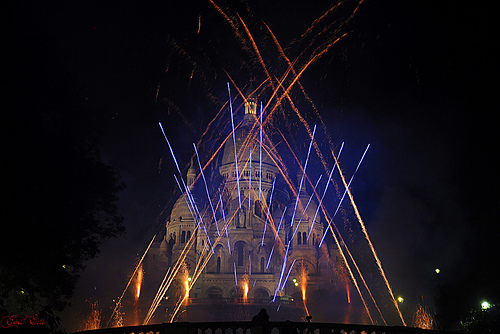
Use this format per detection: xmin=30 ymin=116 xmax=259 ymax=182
xmin=282 ymin=320 xmax=294 ymax=334
xmin=305 ymin=315 xmax=312 ymax=323
xmin=252 ymin=308 xmax=270 ymax=323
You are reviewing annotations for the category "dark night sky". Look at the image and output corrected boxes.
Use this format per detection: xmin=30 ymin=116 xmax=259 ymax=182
xmin=4 ymin=0 xmax=499 ymax=331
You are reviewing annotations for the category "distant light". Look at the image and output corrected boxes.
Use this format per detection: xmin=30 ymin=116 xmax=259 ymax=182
xmin=293 ymin=278 xmax=297 ymax=282
xmin=187 ymin=277 xmax=192 ymax=282
xmin=294 ymin=282 xmax=299 ymax=286
xmin=435 ymin=268 xmax=440 ymax=274
xmin=481 ymin=301 xmax=491 ymax=310
xmin=397 ymin=296 xmax=404 ymax=303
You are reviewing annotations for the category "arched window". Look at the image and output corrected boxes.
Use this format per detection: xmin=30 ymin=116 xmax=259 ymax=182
xmin=254 ymin=288 xmax=270 ymax=299
xmin=181 ymin=230 xmax=186 ymax=244
xmin=173 ymin=232 xmax=176 ymax=244
xmin=255 ymin=200 xmax=262 ymax=218
xmin=235 ymin=241 xmax=245 ymax=267
xmin=312 ymin=234 xmax=315 ymax=246
xmin=186 ymin=230 xmax=191 ymax=242
xmin=303 ymin=232 xmax=307 ymax=245
xmin=297 ymin=231 xmax=302 ymax=245
xmin=210 ymin=245 xmax=224 ymax=273
xmin=260 ymin=257 xmax=265 ymax=273
xmin=207 ymin=286 xmax=223 ymax=299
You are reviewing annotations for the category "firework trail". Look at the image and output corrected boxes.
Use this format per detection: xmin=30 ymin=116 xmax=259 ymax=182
xmin=135 ymin=263 xmax=143 ymax=300
xmin=259 ymin=102 xmax=263 ymax=199
xmin=322 ymin=141 xmax=402 ymax=324
xmin=107 ymin=235 xmax=156 ymax=327
xmin=319 ymin=144 xmax=370 ymax=247
xmin=308 ymin=142 xmax=344 ymax=240
xmin=193 ymin=143 xmax=219 ymax=235
xmin=261 ymin=176 xmax=276 ymax=246
xmin=149 ymin=184 xmax=243 ymax=323
xmin=228 ymin=83 xmax=241 ymax=208
xmin=148 ymin=0 xmax=406 ymax=325
xmin=267 ymin=206 xmax=287 ymax=269
xmin=273 ymin=241 xmax=289 ymax=302
xmin=249 ymin=149 xmax=252 ymax=210
xmin=281 ymin=259 xmax=297 ymax=290
xmin=329 ymin=215 xmax=387 ymax=324
xmin=290 ymin=125 xmax=317 ymax=227
xmin=303 ymin=174 xmax=322 ymax=214
xmin=219 ymin=190 xmax=231 ymax=253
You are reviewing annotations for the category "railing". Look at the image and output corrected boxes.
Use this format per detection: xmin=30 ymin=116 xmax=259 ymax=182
xmin=74 ymin=321 xmax=454 ymax=334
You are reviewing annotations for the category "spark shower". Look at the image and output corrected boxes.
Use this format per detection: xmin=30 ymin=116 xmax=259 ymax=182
xmin=103 ymin=0 xmax=415 ymax=329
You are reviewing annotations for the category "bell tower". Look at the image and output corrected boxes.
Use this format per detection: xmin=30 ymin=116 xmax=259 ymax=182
xmin=244 ymin=80 xmax=257 ymax=116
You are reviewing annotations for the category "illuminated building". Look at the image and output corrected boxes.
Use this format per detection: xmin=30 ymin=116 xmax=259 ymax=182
xmin=146 ymin=82 xmax=343 ymax=322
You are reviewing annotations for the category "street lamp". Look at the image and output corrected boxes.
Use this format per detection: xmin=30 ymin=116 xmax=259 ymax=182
xmin=481 ymin=301 xmax=491 ymax=310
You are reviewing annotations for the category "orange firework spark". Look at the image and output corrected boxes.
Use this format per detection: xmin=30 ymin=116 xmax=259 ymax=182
xmin=83 ymin=300 xmax=101 ymax=331
xmin=135 ymin=263 xmax=143 ymax=300
xmin=184 ymin=279 xmax=190 ymax=299
xmin=155 ymin=82 xmax=160 ymax=103
xmin=208 ymin=0 xmax=246 ymax=46
xmin=242 ymin=274 xmax=249 ymax=301
xmin=237 ymin=14 xmax=273 ymax=90
xmin=413 ymin=304 xmax=434 ymax=330
xmin=107 ymin=235 xmax=156 ymax=327
xmin=342 ymin=171 xmax=407 ymax=325
xmin=148 ymin=0 xmax=410 ymax=327
xmin=300 ymin=265 xmax=310 ymax=317
xmin=110 ymin=299 xmax=124 ymax=328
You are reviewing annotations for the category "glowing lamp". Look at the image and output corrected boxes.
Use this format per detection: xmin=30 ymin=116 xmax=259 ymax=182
xmin=481 ymin=301 xmax=491 ymax=310
xmin=435 ymin=268 xmax=440 ymax=274
xmin=397 ymin=296 xmax=404 ymax=303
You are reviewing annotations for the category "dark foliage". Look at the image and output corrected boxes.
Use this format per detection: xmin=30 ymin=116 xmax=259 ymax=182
xmin=1 ymin=15 xmax=125 ymax=328
xmin=458 ymin=304 xmax=499 ymax=333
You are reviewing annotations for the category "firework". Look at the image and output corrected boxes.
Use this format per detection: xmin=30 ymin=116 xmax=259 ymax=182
xmin=193 ymin=143 xmax=219 ymax=235
xmin=137 ymin=0 xmax=412 ymax=325
xmin=135 ymin=263 xmax=143 ymax=300
xmin=84 ymin=300 xmax=101 ymax=331
xmin=413 ymin=304 xmax=434 ymax=330
xmin=290 ymin=125 xmax=317 ymax=227
xmin=107 ymin=235 xmax=156 ymax=327
xmin=228 ymin=83 xmax=241 ymax=208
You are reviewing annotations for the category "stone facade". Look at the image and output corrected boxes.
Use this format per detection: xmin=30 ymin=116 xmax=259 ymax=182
xmin=146 ymin=84 xmax=341 ymax=322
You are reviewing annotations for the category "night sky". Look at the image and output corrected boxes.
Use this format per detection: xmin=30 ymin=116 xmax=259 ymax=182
xmin=5 ymin=0 xmax=498 ymax=331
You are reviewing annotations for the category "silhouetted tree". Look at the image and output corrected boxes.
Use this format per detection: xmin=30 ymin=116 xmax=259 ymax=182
xmin=1 ymin=23 xmax=125 ymax=331
xmin=458 ymin=304 xmax=499 ymax=333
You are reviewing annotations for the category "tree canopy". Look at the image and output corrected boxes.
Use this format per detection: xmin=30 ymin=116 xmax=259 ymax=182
xmin=1 ymin=44 xmax=125 ymax=331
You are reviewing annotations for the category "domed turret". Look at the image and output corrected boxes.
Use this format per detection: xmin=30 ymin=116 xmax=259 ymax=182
xmin=219 ymin=81 xmax=279 ymax=202
xmin=287 ymin=169 xmax=320 ymax=224
xmin=170 ymin=162 xmax=198 ymax=224
xmin=187 ymin=161 xmax=197 ymax=188
xmin=244 ymin=80 xmax=258 ymax=117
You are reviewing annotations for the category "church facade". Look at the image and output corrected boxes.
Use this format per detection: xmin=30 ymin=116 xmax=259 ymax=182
xmin=145 ymin=84 xmax=342 ymax=322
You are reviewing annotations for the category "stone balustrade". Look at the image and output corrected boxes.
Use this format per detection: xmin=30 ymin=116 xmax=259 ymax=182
xmin=74 ymin=321 xmax=453 ymax=334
